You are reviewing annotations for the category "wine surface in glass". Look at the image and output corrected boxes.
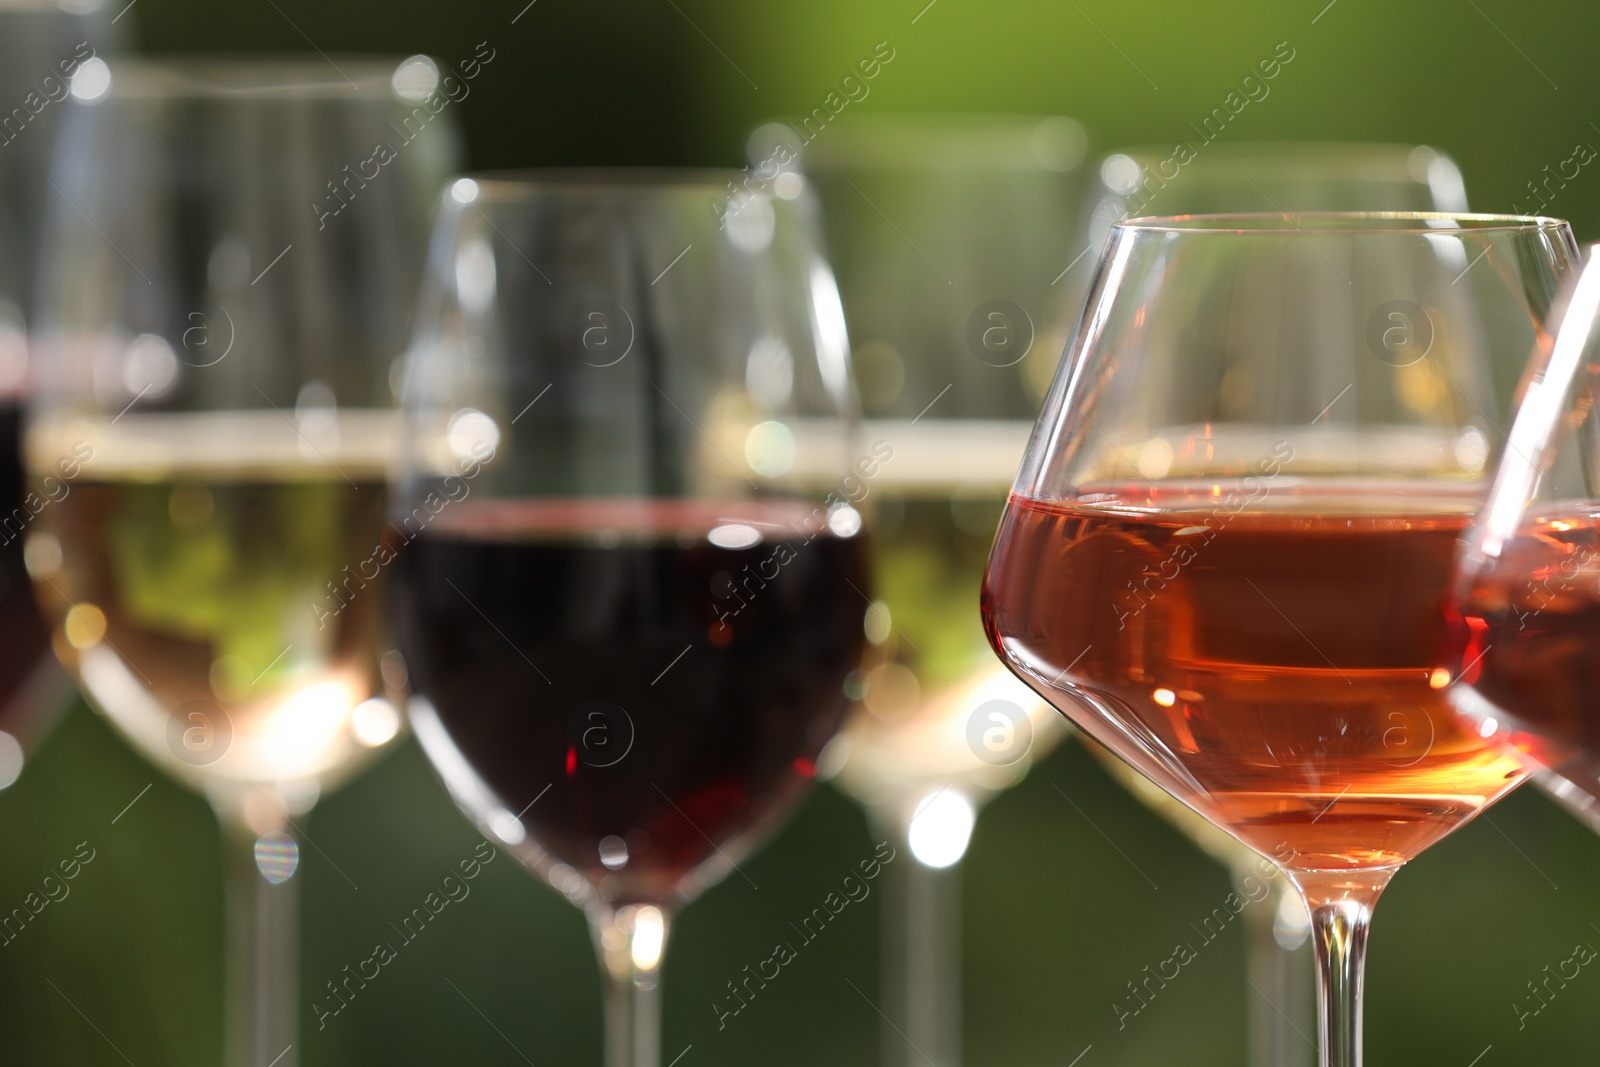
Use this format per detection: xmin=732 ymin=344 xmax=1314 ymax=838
xmin=390 ymin=498 xmax=870 ymax=905
xmin=1452 ymin=511 xmax=1600 ymax=801
xmin=982 ymin=482 xmax=1527 ymax=871
xmin=28 ymin=413 xmax=392 ymax=790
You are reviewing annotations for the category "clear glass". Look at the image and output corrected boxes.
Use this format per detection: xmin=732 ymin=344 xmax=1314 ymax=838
xmin=0 ymin=0 xmax=124 ymax=781
xmin=1448 ymin=245 xmax=1600 ymax=828
xmin=748 ymin=113 xmax=1086 ymax=1067
xmin=0 ymin=0 xmax=125 ymax=320
xmin=982 ymin=213 xmax=1578 ymax=1067
xmin=387 ymin=170 xmax=867 ymax=1067
xmin=1072 ymin=141 xmax=1471 ymax=1067
xmin=27 ymin=56 xmax=459 ymax=1067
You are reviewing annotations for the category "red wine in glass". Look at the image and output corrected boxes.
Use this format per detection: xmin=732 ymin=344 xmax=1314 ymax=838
xmin=390 ymin=498 xmax=870 ymax=905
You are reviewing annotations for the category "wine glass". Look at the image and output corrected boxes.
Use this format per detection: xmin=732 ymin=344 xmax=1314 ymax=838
xmin=1448 ymin=247 xmax=1600 ymax=831
xmin=982 ymin=212 xmax=1577 ymax=1067
xmin=1071 ymin=140 xmax=1471 ymax=1067
xmin=387 ymin=170 xmax=868 ymax=1067
xmin=28 ymin=56 xmax=459 ymax=1067
xmin=0 ymin=0 xmax=125 ymax=783
xmin=747 ymin=114 xmax=1085 ymax=1067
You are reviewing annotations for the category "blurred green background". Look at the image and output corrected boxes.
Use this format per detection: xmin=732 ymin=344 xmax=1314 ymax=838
xmin=6 ymin=0 xmax=1600 ymax=1064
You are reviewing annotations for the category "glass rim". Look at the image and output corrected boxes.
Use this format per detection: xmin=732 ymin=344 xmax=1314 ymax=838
xmin=446 ymin=168 xmax=760 ymax=202
xmin=87 ymin=55 xmax=441 ymax=99
xmin=1116 ymin=211 xmax=1570 ymax=235
xmin=1098 ymin=141 xmax=1448 ymax=164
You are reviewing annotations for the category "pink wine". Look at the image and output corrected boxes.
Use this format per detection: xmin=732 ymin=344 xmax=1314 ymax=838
xmin=1450 ymin=512 xmax=1600 ymax=802
xmin=982 ymin=484 xmax=1526 ymax=871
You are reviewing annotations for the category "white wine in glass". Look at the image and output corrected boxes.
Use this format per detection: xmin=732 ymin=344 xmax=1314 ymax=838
xmin=28 ymin=413 xmax=395 ymax=792
xmin=28 ymin=56 xmax=459 ymax=1067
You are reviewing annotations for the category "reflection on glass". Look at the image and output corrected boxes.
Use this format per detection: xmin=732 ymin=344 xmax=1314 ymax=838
xmin=751 ymin=113 xmax=1086 ymax=1067
xmin=29 ymin=57 xmax=457 ymax=1067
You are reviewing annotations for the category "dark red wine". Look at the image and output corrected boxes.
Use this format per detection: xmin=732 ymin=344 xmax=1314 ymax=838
xmin=390 ymin=499 xmax=870 ymax=905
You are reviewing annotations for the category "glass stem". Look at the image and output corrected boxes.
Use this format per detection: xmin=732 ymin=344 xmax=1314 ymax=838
xmin=1238 ymin=868 xmax=1312 ymax=1067
xmin=218 ymin=812 xmax=299 ymax=1067
xmin=1293 ymin=870 xmax=1391 ymax=1067
xmin=589 ymin=904 xmax=670 ymax=1067
xmin=880 ymin=820 xmax=961 ymax=1067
